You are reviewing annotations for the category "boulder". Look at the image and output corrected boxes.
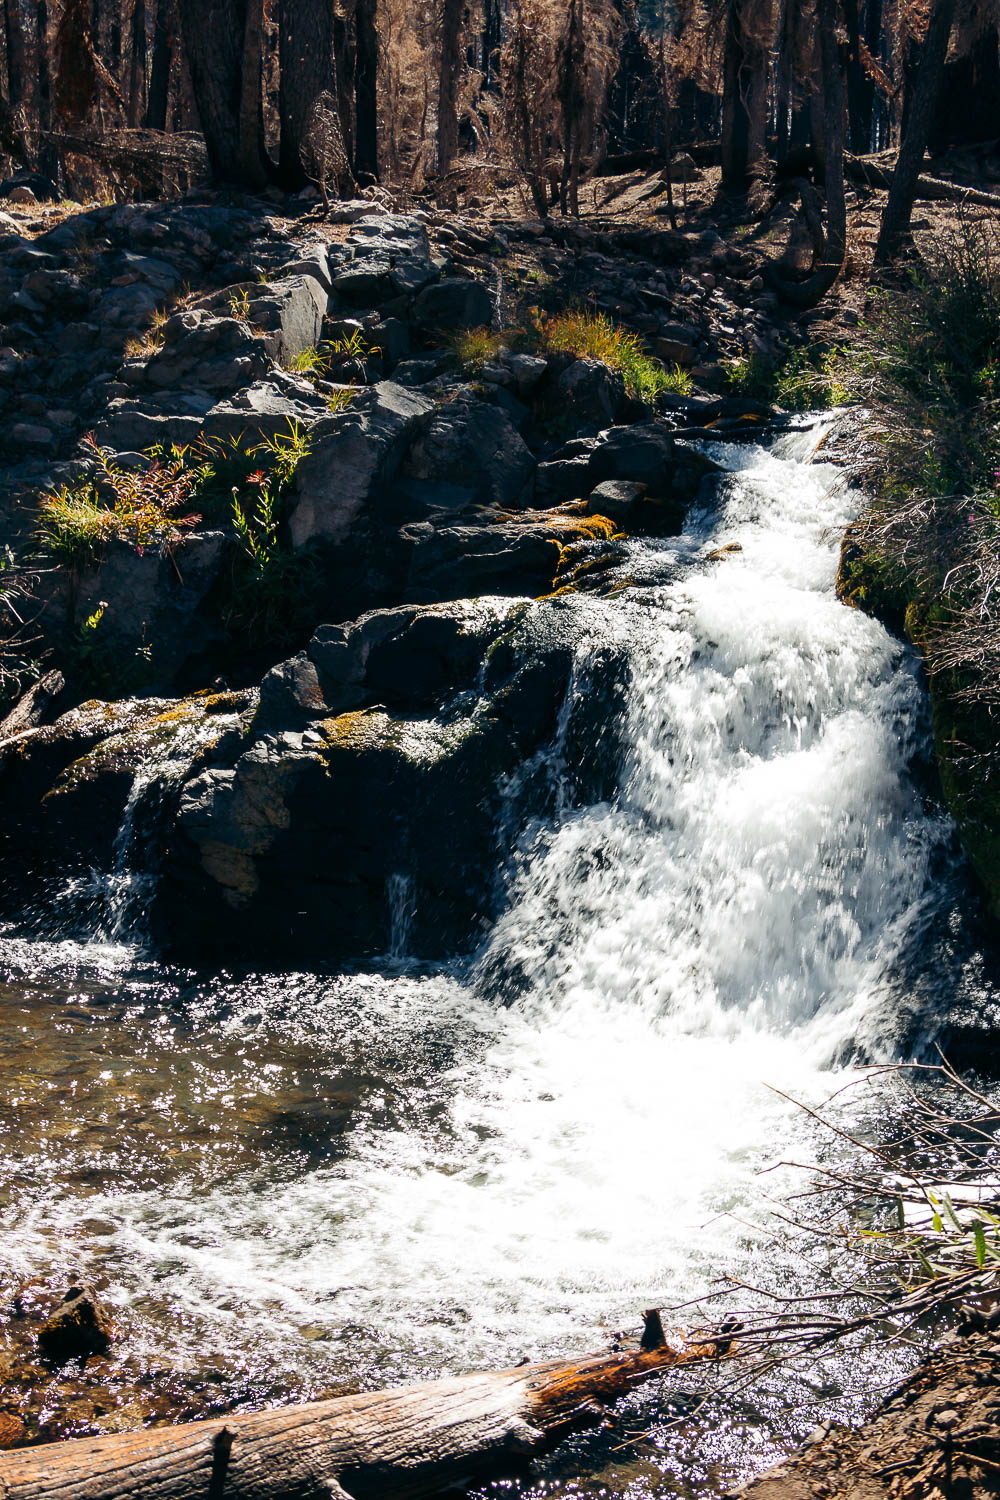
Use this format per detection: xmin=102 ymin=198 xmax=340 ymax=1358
xmin=129 ymin=309 xmax=272 ymax=396
xmin=246 ymin=274 xmax=327 ymax=362
xmin=401 ymin=504 xmax=621 ymax=602
xmin=505 ymin=352 xmax=549 ymax=396
xmin=71 ymin=531 xmax=229 ymax=691
xmin=402 ymin=396 xmax=535 ymax=508
xmin=585 ymin=479 xmax=647 ymax=526
xmin=412 ymin=277 xmax=492 ymax=332
xmin=155 ymin=595 xmax=626 ymax=960
xmin=556 ymin=358 xmax=628 ymax=428
xmin=286 ymin=381 xmax=434 ymax=550
xmin=37 ymin=1288 xmax=113 ymax=1364
xmin=331 ymin=214 xmax=436 ymax=304
xmin=202 ymin=376 xmax=328 ymax=442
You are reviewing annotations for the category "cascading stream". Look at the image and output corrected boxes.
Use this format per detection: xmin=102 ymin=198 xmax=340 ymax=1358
xmin=0 ymin=424 xmax=975 ymax=1492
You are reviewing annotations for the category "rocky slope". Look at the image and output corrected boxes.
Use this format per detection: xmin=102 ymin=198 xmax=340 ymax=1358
xmin=0 ymin=183 xmax=806 ymax=958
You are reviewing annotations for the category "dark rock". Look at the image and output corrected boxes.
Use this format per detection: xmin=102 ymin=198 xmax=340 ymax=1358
xmin=246 ymin=274 xmax=327 ymax=362
xmin=286 ymin=380 xmax=434 ymax=550
xmin=412 ymin=277 xmax=492 ymax=332
xmin=256 ymin=652 xmax=329 ymax=730
xmin=402 ymin=395 xmax=534 ymax=508
xmin=129 ymin=309 xmax=272 ymax=396
xmin=37 ymin=1288 xmax=113 ymax=1363
xmin=505 ymin=352 xmax=548 ymax=396
xmin=155 ymin=595 xmax=627 ymax=960
xmin=556 ymin=358 xmax=628 ymax=428
xmin=331 ymin=214 xmax=435 ymax=304
xmin=201 ymin=375 xmax=328 ymax=442
xmin=585 ymin=479 xmax=647 ymax=525
xmin=71 ymin=531 xmax=229 ymax=691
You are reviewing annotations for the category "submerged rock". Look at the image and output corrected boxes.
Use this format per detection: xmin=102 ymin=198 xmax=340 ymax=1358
xmin=37 ymin=1287 xmax=113 ymax=1363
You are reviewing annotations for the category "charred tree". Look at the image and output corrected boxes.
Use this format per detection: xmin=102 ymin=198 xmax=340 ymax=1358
xmin=354 ymin=0 xmax=377 ymax=177
xmin=278 ymin=0 xmax=337 ymax=189
xmin=127 ymin=0 xmax=148 ymax=126
xmin=720 ymin=0 xmax=774 ymax=191
xmin=874 ymin=0 xmax=956 ymax=264
xmin=3 ymin=0 xmax=27 ymax=113
xmin=143 ymin=0 xmax=172 ymax=128
xmin=769 ymin=0 xmax=847 ymax=306
xmin=437 ymin=0 xmax=463 ymax=176
xmin=177 ymin=0 xmax=267 ymax=184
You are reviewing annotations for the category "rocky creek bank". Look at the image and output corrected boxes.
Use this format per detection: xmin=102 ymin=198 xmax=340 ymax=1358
xmin=0 ymin=185 xmax=821 ymax=957
xmin=737 ymin=1323 xmax=1000 ymax=1500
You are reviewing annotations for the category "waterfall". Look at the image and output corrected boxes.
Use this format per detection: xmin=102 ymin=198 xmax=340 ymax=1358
xmin=0 ymin=425 xmax=969 ymax=1473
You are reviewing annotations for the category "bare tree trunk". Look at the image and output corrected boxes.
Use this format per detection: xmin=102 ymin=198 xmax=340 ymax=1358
xmin=769 ymin=0 xmax=846 ymax=306
xmin=0 ymin=1327 xmax=723 ymax=1500
xmin=720 ymin=0 xmax=774 ymax=191
xmin=437 ymin=0 xmax=462 ymax=176
xmin=353 ymin=0 xmax=377 ymax=177
xmin=177 ymin=0 xmax=267 ymax=183
xmin=143 ymin=0 xmax=170 ymax=128
xmin=127 ymin=0 xmax=148 ymax=125
xmin=237 ymin=0 xmax=265 ymax=186
xmin=333 ymin=2 xmax=356 ymax=168
xmin=4 ymin=0 xmax=27 ymax=111
xmin=874 ymin=0 xmax=956 ymax=265
xmin=277 ymin=0 xmax=335 ymax=187
xmin=558 ymin=0 xmax=583 ymax=214
xmin=36 ymin=0 xmax=59 ymax=177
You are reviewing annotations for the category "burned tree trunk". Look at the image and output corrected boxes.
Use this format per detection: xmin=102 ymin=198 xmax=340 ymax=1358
xmin=278 ymin=0 xmax=336 ymax=189
xmin=353 ymin=0 xmax=377 ymax=178
xmin=437 ymin=0 xmax=464 ymax=176
xmin=143 ymin=0 xmax=172 ymax=129
xmin=720 ymin=0 xmax=774 ymax=191
xmin=0 ymin=1322 xmax=723 ymax=1500
xmin=177 ymin=0 xmax=267 ymax=184
xmin=768 ymin=0 xmax=847 ymax=306
xmin=874 ymin=0 xmax=956 ymax=265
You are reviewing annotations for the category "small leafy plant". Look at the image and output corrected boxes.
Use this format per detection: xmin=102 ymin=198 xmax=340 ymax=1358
xmin=37 ymin=438 xmax=203 ymax=564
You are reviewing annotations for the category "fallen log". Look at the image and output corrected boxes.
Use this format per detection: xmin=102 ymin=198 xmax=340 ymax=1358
xmin=845 ymin=152 xmax=1000 ymax=207
xmin=0 ymin=1314 xmax=724 ymax=1500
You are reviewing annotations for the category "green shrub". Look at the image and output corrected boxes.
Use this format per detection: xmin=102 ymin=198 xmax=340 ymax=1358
xmin=222 ymin=421 xmax=317 ymax=648
xmin=540 ymin=308 xmax=688 ymax=403
xmin=37 ymin=438 xmax=202 ymax=564
xmin=725 ymin=347 xmax=848 ymax=410
xmin=849 ymin=218 xmax=1000 ymax=497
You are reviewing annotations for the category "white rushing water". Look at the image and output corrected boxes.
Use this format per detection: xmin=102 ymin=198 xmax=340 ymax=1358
xmin=2 ymin=426 xmax=957 ymax=1466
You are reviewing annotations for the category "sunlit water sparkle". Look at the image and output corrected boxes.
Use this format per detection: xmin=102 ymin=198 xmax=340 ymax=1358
xmin=2 ymin=423 xmax=993 ymax=1494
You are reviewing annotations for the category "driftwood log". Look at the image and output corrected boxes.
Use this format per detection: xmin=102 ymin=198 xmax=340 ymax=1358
xmin=0 ymin=1315 xmax=724 ymax=1500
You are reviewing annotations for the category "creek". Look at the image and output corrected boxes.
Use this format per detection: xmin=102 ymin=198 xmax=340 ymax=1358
xmin=2 ymin=421 xmax=997 ymax=1495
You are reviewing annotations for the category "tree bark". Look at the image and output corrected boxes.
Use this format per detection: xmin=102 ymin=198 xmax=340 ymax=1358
xmin=720 ymin=0 xmax=774 ymax=192
xmin=278 ymin=0 xmax=335 ymax=189
xmin=874 ymin=0 xmax=956 ymax=265
xmin=36 ymin=0 xmax=59 ymax=178
xmin=353 ymin=0 xmax=377 ymax=178
xmin=437 ymin=0 xmax=463 ymax=176
xmin=0 ymin=1328 xmax=723 ymax=1500
xmin=768 ymin=0 xmax=847 ymax=307
xmin=3 ymin=0 xmax=27 ymax=110
xmin=177 ymin=0 xmax=267 ymax=183
xmin=237 ymin=0 xmax=266 ymax=188
xmin=143 ymin=0 xmax=171 ymax=129
xmin=127 ymin=0 xmax=148 ymax=126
